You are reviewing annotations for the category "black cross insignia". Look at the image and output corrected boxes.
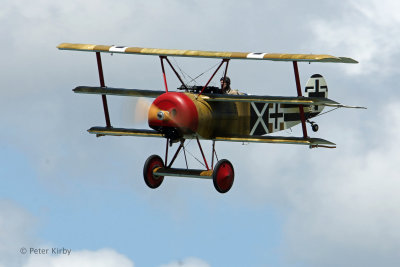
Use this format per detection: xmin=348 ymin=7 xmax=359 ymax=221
xmin=306 ymin=78 xmax=327 ymax=98
xmin=305 ymin=77 xmax=328 ymax=111
xmin=269 ymin=104 xmax=284 ymax=130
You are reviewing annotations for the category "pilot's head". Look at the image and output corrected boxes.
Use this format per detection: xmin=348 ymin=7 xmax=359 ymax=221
xmin=220 ymin=76 xmax=231 ymax=93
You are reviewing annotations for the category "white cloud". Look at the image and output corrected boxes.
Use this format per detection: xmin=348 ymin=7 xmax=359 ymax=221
xmin=241 ymin=101 xmax=400 ymax=266
xmin=23 ymin=249 xmax=134 ymax=267
xmin=0 ymin=200 xmax=210 ymax=267
xmin=159 ymin=257 xmax=210 ymax=267
xmin=0 ymin=200 xmax=135 ymax=267
xmin=0 ymin=200 xmax=37 ymax=267
xmin=310 ymin=0 xmax=400 ymax=75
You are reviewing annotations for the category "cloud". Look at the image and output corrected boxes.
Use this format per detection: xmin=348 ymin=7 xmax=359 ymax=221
xmin=310 ymin=0 xmax=400 ymax=75
xmin=0 ymin=200 xmax=136 ymax=267
xmin=0 ymin=200 xmax=212 ymax=267
xmin=240 ymin=99 xmax=400 ymax=266
xmin=159 ymin=257 xmax=210 ymax=267
xmin=0 ymin=200 xmax=37 ymax=267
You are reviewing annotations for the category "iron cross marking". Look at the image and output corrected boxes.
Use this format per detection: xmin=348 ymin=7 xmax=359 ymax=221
xmin=305 ymin=78 xmax=327 ymax=111
xmin=306 ymin=79 xmax=327 ymax=98
xmin=269 ymin=103 xmax=284 ymax=130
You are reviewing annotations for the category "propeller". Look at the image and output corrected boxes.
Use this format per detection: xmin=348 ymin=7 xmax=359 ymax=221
xmin=134 ymin=97 xmax=152 ymax=123
xmin=121 ymin=97 xmax=152 ymax=125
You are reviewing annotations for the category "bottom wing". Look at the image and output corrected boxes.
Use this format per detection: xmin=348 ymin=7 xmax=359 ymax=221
xmin=214 ymin=135 xmax=336 ymax=148
xmin=88 ymin=127 xmax=163 ymax=138
xmin=88 ymin=127 xmax=335 ymax=148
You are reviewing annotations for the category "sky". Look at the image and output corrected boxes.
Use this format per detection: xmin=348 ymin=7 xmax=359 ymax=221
xmin=1 ymin=0 xmax=400 ymax=266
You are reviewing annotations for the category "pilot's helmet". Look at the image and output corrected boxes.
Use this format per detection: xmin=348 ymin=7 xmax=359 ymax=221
xmin=220 ymin=76 xmax=231 ymax=85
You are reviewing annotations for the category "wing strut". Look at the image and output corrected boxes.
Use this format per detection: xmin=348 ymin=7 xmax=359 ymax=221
xmin=159 ymin=56 xmax=188 ymax=92
xmin=198 ymin=59 xmax=230 ymax=97
xmin=96 ymin=52 xmax=112 ymax=127
xmin=293 ymin=61 xmax=308 ymax=138
xmin=160 ymin=56 xmax=169 ymax=92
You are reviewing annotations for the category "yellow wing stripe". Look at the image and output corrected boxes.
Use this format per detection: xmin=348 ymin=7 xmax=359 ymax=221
xmin=57 ymin=43 xmax=357 ymax=63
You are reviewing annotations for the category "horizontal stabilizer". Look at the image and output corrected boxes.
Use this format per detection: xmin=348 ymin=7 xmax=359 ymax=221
xmin=214 ymin=135 xmax=336 ymax=147
xmin=74 ymin=86 xmax=164 ymax=98
xmin=88 ymin=127 xmax=163 ymax=138
xmin=58 ymin=43 xmax=358 ymax=64
xmin=328 ymin=104 xmax=367 ymax=109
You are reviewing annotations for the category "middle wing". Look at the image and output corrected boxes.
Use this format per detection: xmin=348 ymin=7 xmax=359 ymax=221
xmin=73 ymin=86 xmax=164 ymax=98
xmin=73 ymin=86 xmax=365 ymax=108
xmin=201 ymin=93 xmax=364 ymax=108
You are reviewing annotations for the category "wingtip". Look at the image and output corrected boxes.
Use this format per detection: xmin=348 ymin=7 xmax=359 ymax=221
xmin=339 ymin=57 xmax=359 ymax=64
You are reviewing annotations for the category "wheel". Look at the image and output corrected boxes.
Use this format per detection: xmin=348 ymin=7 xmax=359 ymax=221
xmin=212 ymin=159 xmax=234 ymax=193
xmin=312 ymin=123 xmax=319 ymax=132
xmin=143 ymin=155 xmax=164 ymax=189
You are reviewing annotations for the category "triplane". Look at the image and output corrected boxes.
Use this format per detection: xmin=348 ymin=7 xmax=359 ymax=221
xmin=58 ymin=43 xmax=364 ymax=193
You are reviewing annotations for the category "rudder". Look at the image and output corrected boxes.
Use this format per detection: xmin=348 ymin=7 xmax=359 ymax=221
xmin=304 ymin=74 xmax=328 ymax=114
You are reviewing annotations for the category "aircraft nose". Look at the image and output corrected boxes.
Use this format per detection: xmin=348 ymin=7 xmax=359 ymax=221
xmin=148 ymin=92 xmax=198 ymax=134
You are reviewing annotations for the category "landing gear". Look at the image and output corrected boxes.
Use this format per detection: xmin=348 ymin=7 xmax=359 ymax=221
xmin=143 ymin=138 xmax=235 ymax=193
xmin=143 ymin=155 xmax=164 ymax=189
xmin=213 ymin=159 xmax=234 ymax=193
xmin=312 ymin=123 xmax=319 ymax=132
xmin=307 ymin=120 xmax=319 ymax=132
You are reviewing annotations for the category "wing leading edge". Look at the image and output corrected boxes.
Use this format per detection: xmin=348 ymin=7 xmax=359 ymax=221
xmin=58 ymin=43 xmax=358 ymax=63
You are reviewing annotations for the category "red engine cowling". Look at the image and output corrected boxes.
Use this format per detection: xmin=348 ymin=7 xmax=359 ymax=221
xmin=148 ymin=92 xmax=198 ymax=139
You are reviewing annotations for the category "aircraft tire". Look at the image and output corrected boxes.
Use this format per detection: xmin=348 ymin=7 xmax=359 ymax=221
xmin=143 ymin=154 xmax=164 ymax=189
xmin=212 ymin=159 xmax=234 ymax=193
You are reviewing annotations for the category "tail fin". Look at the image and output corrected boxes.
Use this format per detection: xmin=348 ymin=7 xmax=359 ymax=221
xmin=304 ymin=74 xmax=328 ymax=114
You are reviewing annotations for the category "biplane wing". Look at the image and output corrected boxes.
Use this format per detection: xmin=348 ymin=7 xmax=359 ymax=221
xmin=214 ymin=135 xmax=336 ymax=148
xmin=87 ymin=126 xmax=334 ymax=148
xmin=74 ymin=86 xmax=164 ymax=98
xmin=202 ymin=94 xmax=365 ymax=109
xmin=58 ymin=43 xmax=358 ymax=63
xmin=88 ymin=127 xmax=163 ymax=137
xmin=74 ymin=86 xmax=365 ymax=109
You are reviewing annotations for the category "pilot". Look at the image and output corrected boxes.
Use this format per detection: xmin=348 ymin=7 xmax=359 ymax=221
xmin=220 ymin=76 xmax=242 ymax=95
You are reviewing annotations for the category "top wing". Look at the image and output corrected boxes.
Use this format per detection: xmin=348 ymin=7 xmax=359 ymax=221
xmin=58 ymin=43 xmax=358 ymax=64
